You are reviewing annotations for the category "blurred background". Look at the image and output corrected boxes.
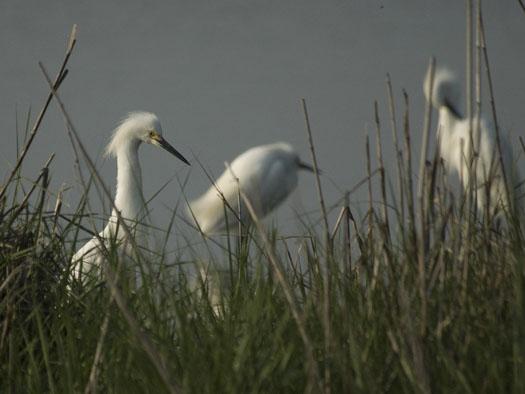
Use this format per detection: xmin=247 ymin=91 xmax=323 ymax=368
xmin=1 ymin=0 xmax=524 ymax=255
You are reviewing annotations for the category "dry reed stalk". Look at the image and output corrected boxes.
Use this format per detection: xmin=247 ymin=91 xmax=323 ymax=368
xmin=0 ymin=25 xmax=76 ymax=202
xmin=343 ymin=193 xmax=352 ymax=272
xmin=466 ymin=0 xmax=474 ymax=148
xmin=365 ymin=132 xmax=378 ymax=292
xmin=330 ymin=206 xmax=347 ymax=242
xmin=366 ymin=133 xmax=374 ymax=250
xmin=6 ymin=155 xmax=55 ymax=230
xmin=478 ymin=6 xmax=513 ymax=218
xmin=402 ymin=91 xmax=417 ymax=254
xmin=463 ymin=0 xmax=475 ymax=284
xmin=301 ymin=99 xmax=331 ymax=257
xmin=427 ymin=140 xmax=441 ymax=226
xmin=300 ymin=98 xmax=332 ymax=394
xmin=474 ymin=0 xmax=492 ymax=268
xmin=329 ymin=203 xmax=352 ymax=273
xmin=417 ymin=58 xmax=435 ymax=336
xmin=35 ymin=162 xmax=51 ymax=253
xmin=386 ymin=74 xmax=405 ymax=222
xmin=374 ymin=101 xmax=391 ymax=246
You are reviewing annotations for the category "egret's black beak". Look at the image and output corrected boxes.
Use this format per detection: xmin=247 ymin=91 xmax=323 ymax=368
xmin=298 ymin=160 xmax=321 ymax=174
xmin=156 ymin=136 xmax=190 ymax=166
xmin=444 ymin=98 xmax=462 ymax=119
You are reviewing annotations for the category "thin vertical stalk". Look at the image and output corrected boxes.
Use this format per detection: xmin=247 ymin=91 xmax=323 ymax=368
xmin=300 ymin=98 xmax=331 ymax=394
xmin=418 ymin=58 xmax=435 ymax=226
xmin=374 ymin=101 xmax=391 ymax=244
xmin=301 ymin=99 xmax=331 ymax=256
xmin=475 ymin=0 xmax=491 ymax=261
xmin=365 ymin=133 xmax=374 ymax=257
xmin=478 ymin=7 xmax=512 ymax=215
xmin=365 ymin=132 xmax=380 ymax=296
xmin=418 ymin=58 xmax=435 ymax=337
xmin=403 ymin=91 xmax=417 ymax=253
xmin=474 ymin=0 xmax=482 ymax=170
xmin=466 ymin=0 xmax=474 ymax=146
xmin=386 ymin=74 xmax=405 ymax=223
xmin=343 ymin=192 xmax=351 ymax=273
xmin=464 ymin=0 xmax=475 ymax=274
xmin=35 ymin=155 xmax=54 ymax=249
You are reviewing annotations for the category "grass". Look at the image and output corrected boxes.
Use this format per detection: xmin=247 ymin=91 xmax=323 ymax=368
xmin=2 ymin=10 xmax=525 ymax=393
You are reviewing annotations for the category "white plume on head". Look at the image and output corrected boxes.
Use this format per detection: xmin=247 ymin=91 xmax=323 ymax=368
xmin=423 ymin=66 xmax=462 ymax=117
xmin=105 ymin=111 xmax=160 ymax=157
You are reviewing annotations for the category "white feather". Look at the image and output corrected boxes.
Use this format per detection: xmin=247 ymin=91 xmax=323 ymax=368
xmin=424 ymin=66 xmax=520 ymax=216
xmin=188 ymin=142 xmax=309 ymax=234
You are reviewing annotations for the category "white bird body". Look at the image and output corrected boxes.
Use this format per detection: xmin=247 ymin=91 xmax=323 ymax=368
xmin=189 ymin=142 xmax=313 ymax=234
xmin=72 ymin=112 xmax=189 ymax=282
xmin=424 ymin=67 xmax=518 ymax=216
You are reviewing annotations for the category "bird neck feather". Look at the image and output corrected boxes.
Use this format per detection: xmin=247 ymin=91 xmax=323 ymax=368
xmin=114 ymin=142 xmax=145 ymax=220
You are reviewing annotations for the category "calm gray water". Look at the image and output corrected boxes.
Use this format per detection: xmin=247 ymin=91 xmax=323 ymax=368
xmin=1 ymin=0 xmax=524 ymax=254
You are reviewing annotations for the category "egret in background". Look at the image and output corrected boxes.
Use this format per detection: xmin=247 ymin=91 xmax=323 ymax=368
xmin=188 ymin=142 xmax=315 ymax=235
xmin=424 ymin=66 xmax=519 ymax=217
xmin=72 ymin=112 xmax=190 ymax=283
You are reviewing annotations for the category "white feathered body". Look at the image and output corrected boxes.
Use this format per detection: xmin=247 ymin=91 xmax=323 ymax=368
xmin=437 ymin=112 xmax=515 ymax=212
xmin=72 ymin=216 xmax=149 ymax=282
xmin=425 ymin=67 xmax=519 ymax=215
xmin=189 ymin=142 xmax=301 ymax=234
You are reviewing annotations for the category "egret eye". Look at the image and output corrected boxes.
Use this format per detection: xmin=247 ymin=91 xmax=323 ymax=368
xmin=149 ymin=131 xmax=156 ymax=138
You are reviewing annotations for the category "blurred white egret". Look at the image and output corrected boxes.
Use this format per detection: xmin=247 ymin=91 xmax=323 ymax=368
xmin=72 ymin=112 xmax=189 ymax=282
xmin=188 ymin=142 xmax=314 ymax=234
xmin=424 ymin=66 xmax=518 ymax=216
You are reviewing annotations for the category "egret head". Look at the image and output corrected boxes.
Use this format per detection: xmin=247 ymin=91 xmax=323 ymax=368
xmin=291 ymin=151 xmax=316 ymax=173
xmin=296 ymin=158 xmax=315 ymax=172
xmin=268 ymin=142 xmax=316 ymax=173
xmin=423 ymin=67 xmax=462 ymax=118
xmin=106 ymin=111 xmax=190 ymax=165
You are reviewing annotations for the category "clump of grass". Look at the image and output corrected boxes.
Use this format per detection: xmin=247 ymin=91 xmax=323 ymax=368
xmin=2 ymin=10 xmax=525 ymax=393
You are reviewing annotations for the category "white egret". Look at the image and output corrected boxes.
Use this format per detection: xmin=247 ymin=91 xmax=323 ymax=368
xmin=188 ymin=142 xmax=314 ymax=234
xmin=424 ymin=66 xmax=518 ymax=216
xmin=72 ymin=112 xmax=189 ymax=282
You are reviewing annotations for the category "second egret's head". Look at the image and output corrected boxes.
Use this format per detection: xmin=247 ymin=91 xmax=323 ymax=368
xmin=265 ymin=142 xmax=316 ymax=172
xmin=106 ymin=111 xmax=190 ymax=165
xmin=296 ymin=157 xmax=315 ymax=172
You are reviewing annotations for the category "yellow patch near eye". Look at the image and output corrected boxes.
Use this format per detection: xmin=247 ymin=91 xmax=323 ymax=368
xmin=149 ymin=130 xmax=160 ymax=141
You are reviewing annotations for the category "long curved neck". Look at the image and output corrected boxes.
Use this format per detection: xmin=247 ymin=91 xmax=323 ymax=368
xmin=113 ymin=140 xmax=144 ymax=221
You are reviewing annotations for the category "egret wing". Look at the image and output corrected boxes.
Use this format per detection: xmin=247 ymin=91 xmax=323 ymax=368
xmin=250 ymin=158 xmax=297 ymax=218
